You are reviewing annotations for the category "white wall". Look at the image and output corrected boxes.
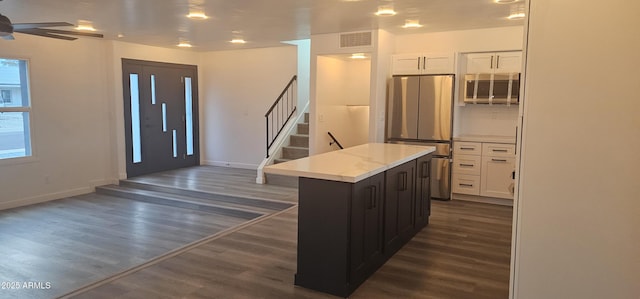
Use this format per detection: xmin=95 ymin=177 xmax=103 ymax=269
xmin=314 ymin=56 xmax=370 ymax=153
xmin=371 ymin=30 xmax=395 ymax=142
xmin=395 ymin=27 xmax=524 ymax=138
xmin=395 ymin=26 xmax=524 ymax=54
xmin=513 ymin=0 xmax=640 ymax=298
xmin=109 ymin=41 xmax=201 ymax=179
xmin=309 ymin=31 xmax=377 ymax=155
xmin=200 ymin=46 xmax=297 ymax=169
xmin=456 ymin=105 xmax=519 ymax=136
xmin=0 ymin=35 xmax=114 ymax=209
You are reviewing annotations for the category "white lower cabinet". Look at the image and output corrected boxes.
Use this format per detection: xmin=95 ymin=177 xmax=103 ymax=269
xmin=480 ymin=156 xmax=515 ymax=199
xmin=452 ymin=173 xmax=481 ymax=195
xmin=452 ymin=141 xmax=515 ymax=200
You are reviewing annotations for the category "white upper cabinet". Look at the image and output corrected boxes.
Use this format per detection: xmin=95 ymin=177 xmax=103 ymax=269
xmin=465 ymin=51 xmax=522 ymax=73
xmin=392 ymin=53 xmax=455 ymax=75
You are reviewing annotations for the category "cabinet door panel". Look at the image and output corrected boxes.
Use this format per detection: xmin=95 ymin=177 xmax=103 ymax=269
xmin=495 ymin=52 xmax=522 ymax=73
xmin=480 ymin=156 xmax=515 ymax=199
xmin=392 ymin=54 xmax=422 ymax=75
xmin=466 ymin=53 xmax=494 ymax=73
xmin=452 ymin=154 xmax=482 ymax=175
xmin=452 ymin=173 xmax=481 ymax=195
xmin=384 ymin=161 xmax=416 ymax=253
xmin=482 ymin=143 xmax=516 ymax=157
xmin=423 ymin=53 xmax=454 ymax=74
xmin=453 ymin=141 xmax=482 ymax=156
xmin=415 ymin=155 xmax=431 ymax=229
xmin=350 ymin=173 xmax=384 ymax=284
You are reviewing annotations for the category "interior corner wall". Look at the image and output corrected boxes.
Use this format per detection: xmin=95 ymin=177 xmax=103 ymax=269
xmin=200 ymin=46 xmax=297 ymax=169
xmin=371 ymin=29 xmax=395 ymax=143
xmin=513 ymin=0 xmax=640 ymax=298
xmin=109 ymin=41 xmax=201 ymax=179
xmin=0 ymin=35 xmax=114 ymax=209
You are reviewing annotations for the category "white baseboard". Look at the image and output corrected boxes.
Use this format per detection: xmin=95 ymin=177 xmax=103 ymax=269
xmin=452 ymin=193 xmax=514 ymax=207
xmin=0 ymin=187 xmax=93 ymax=211
xmin=203 ymin=160 xmax=258 ymax=170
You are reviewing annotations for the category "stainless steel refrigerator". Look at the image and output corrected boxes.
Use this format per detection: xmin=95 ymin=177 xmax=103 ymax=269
xmin=386 ymin=74 xmax=454 ymax=200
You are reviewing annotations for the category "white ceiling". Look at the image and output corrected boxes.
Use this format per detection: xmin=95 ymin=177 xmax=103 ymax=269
xmin=0 ymin=0 xmax=525 ymax=51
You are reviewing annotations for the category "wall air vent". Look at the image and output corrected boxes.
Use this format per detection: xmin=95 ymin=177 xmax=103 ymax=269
xmin=339 ymin=31 xmax=373 ymax=48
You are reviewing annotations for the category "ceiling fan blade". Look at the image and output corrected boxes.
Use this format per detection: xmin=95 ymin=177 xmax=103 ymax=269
xmin=15 ymin=28 xmax=77 ymax=41
xmin=1 ymin=34 xmax=15 ymax=40
xmin=41 ymin=28 xmax=103 ymax=38
xmin=12 ymin=22 xmax=74 ymax=30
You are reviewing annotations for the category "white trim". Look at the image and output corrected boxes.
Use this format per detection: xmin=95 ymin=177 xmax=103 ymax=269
xmin=0 ymin=187 xmax=92 ymax=211
xmin=256 ymin=102 xmax=309 ymax=184
xmin=451 ymin=193 xmax=513 ymax=207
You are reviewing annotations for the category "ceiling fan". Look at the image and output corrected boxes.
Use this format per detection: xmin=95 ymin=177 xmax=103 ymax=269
xmin=0 ymin=12 xmax=104 ymax=41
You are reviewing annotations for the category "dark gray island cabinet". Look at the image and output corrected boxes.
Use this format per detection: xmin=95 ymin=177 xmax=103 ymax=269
xmin=265 ymin=143 xmax=435 ymax=297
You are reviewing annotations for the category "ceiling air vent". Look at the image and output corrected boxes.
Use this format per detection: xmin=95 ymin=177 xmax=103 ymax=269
xmin=339 ymin=31 xmax=373 ymax=48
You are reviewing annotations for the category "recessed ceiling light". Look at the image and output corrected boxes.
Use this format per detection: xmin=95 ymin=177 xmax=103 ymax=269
xmin=117 ymin=34 xmax=124 ymax=38
xmin=375 ymin=6 xmax=397 ymax=16
xmin=402 ymin=19 xmax=424 ymax=29
xmin=76 ymin=20 xmax=96 ymax=31
xmin=187 ymin=11 xmax=209 ymax=20
xmin=230 ymin=39 xmax=247 ymax=44
xmin=351 ymin=53 xmax=366 ymax=59
xmin=177 ymin=41 xmax=193 ymax=48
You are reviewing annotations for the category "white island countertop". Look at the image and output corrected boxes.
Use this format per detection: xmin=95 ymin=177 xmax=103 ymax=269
xmin=264 ymin=143 xmax=435 ymax=183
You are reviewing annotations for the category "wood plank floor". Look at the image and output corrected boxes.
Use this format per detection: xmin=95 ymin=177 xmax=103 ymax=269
xmin=1 ymin=166 xmax=513 ymax=299
xmin=72 ymin=185 xmax=513 ymax=297
xmin=126 ymin=166 xmax=298 ymax=203
xmin=0 ymin=166 xmax=298 ymax=299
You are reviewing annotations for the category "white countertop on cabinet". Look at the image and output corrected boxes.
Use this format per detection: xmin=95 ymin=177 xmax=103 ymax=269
xmin=454 ymin=135 xmax=516 ymax=144
xmin=263 ymin=143 xmax=435 ymax=183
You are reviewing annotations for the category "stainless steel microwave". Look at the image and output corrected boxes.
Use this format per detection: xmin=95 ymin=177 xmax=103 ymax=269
xmin=464 ymin=73 xmax=520 ymax=104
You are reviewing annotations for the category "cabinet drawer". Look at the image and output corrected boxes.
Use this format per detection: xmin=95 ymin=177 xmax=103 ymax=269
xmin=451 ymin=173 xmax=480 ymax=195
xmin=452 ymin=155 xmax=481 ymax=175
xmin=453 ymin=142 xmax=482 ymax=156
xmin=482 ymin=143 xmax=515 ymax=157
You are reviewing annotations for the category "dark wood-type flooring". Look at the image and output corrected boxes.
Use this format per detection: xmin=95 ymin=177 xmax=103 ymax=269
xmin=0 ymin=166 xmax=512 ymax=299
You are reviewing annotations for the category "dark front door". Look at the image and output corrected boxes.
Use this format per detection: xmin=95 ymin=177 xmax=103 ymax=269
xmin=122 ymin=59 xmax=199 ymax=177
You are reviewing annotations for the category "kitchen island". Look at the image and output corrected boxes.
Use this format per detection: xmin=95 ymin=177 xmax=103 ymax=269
xmin=264 ymin=143 xmax=435 ymax=297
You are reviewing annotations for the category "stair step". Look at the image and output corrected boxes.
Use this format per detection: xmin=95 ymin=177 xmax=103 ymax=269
xmin=297 ymin=123 xmax=309 ymax=135
xmin=118 ymin=181 xmax=293 ymax=211
xmin=274 ymin=158 xmax=292 ymax=164
xmin=304 ymin=112 xmax=309 ymax=123
xmin=290 ymin=134 xmax=309 ymax=147
xmin=265 ymin=173 xmax=298 ymax=188
xmin=282 ymin=146 xmax=309 ymax=160
xmin=96 ymin=185 xmax=267 ymax=220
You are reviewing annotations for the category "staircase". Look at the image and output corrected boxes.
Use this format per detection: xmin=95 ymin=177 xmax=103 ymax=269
xmin=274 ymin=112 xmax=309 ymax=164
